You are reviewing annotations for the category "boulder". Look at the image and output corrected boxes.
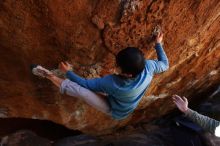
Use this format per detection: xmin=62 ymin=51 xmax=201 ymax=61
xmin=0 ymin=0 xmax=219 ymax=134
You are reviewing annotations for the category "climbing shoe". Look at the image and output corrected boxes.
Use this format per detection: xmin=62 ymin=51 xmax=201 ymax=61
xmin=31 ymin=64 xmax=53 ymax=78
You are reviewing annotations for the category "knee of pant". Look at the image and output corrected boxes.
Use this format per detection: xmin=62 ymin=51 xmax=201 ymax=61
xmin=66 ymin=86 xmax=81 ymax=96
xmin=78 ymin=86 xmax=93 ymax=97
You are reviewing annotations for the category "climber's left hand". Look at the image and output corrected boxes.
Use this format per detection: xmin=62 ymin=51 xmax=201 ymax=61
xmin=59 ymin=61 xmax=72 ymax=73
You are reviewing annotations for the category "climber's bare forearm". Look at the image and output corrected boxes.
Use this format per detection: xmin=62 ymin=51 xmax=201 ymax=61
xmin=46 ymin=75 xmax=63 ymax=88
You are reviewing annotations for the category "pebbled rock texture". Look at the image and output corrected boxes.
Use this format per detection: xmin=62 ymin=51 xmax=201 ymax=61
xmin=0 ymin=0 xmax=219 ymax=134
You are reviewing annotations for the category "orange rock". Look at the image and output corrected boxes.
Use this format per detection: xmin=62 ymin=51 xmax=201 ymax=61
xmin=0 ymin=0 xmax=219 ymax=135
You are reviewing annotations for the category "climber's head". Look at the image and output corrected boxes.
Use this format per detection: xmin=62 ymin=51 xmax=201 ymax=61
xmin=116 ymin=47 xmax=145 ymax=78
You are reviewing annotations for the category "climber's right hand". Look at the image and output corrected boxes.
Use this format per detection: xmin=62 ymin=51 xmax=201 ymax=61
xmin=156 ymin=32 xmax=163 ymax=44
xmin=59 ymin=61 xmax=72 ymax=73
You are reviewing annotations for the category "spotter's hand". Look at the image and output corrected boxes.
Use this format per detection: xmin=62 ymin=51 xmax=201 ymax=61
xmin=172 ymin=95 xmax=189 ymax=114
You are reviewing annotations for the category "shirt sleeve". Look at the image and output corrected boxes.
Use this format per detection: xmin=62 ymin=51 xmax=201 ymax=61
xmin=65 ymin=71 xmax=112 ymax=93
xmin=185 ymin=108 xmax=220 ymax=135
xmin=146 ymin=43 xmax=169 ymax=75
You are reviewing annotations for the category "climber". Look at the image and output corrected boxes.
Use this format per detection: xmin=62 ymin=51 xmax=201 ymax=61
xmin=172 ymin=95 xmax=220 ymax=137
xmin=31 ymin=32 xmax=169 ymax=120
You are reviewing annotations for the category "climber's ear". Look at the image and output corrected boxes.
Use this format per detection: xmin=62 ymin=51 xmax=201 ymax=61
xmin=123 ymin=73 xmax=133 ymax=78
xmin=120 ymin=73 xmax=133 ymax=78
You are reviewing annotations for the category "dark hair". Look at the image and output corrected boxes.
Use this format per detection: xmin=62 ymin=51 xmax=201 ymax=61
xmin=116 ymin=47 xmax=145 ymax=78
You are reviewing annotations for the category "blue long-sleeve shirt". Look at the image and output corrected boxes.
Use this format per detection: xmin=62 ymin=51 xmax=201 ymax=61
xmin=66 ymin=43 xmax=169 ymax=120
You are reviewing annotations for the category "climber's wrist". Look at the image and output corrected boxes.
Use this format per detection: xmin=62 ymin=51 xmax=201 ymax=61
xmin=155 ymin=42 xmax=162 ymax=45
xmin=65 ymin=70 xmax=72 ymax=74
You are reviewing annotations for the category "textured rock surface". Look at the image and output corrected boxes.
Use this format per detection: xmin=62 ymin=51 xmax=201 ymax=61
xmin=0 ymin=0 xmax=219 ymax=134
xmin=0 ymin=130 xmax=51 ymax=146
xmin=2 ymin=127 xmax=220 ymax=146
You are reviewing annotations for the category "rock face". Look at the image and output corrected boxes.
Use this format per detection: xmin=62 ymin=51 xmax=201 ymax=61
xmin=0 ymin=0 xmax=219 ymax=134
xmin=0 ymin=130 xmax=51 ymax=146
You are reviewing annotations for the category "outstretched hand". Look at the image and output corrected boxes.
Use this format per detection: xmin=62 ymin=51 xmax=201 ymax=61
xmin=59 ymin=61 xmax=72 ymax=73
xmin=172 ymin=95 xmax=189 ymax=114
xmin=156 ymin=32 xmax=163 ymax=44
